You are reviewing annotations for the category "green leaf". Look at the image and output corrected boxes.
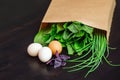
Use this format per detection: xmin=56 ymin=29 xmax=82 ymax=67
xmin=49 ymin=24 xmax=57 ymax=35
xmin=34 ymin=24 xmax=52 ymax=46
xmin=63 ymin=30 xmax=70 ymax=40
xmin=75 ymin=30 xmax=85 ymax=37
xmin=55 ymin=32 xmax=62 ymax=40
xmin=67 ymin=23 xmax=79 ymax=33
xmin=63 ymin=22 xmax=68 ymax=29
xmin=56 ymin=24 xmax=64 ymax=33
xmin=66 ymin=44 xmax=75 ymax=55
xmin=45 ymin=35 xmax=55 ymax=44
xmin=80 ymin=25 xmax=93 ymax=38
xmin=72 ymin=41 xmax=80 ymax=51
xmin=34 ymin=31 xmax=50 ymax=46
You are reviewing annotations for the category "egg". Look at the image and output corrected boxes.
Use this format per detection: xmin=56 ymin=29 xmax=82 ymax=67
xmin=27 ymin=43 xmax=42 ymax=57
xmin=38 ymin=47 xmax=52 ymax=62
xmin=48 ymin=40 xmax=62 ymax=55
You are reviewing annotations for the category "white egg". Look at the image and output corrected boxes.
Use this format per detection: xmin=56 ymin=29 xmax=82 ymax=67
xmin=27 ymin=43 xmax=42 ymax=57
xmin=38 ymin=47 xmax=52 ymax=63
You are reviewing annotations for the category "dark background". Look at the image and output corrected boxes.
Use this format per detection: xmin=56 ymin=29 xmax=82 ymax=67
xmin=0 ymin=0 xmax=120 ymax=80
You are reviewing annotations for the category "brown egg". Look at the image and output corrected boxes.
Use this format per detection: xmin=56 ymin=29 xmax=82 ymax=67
xmin=48 ymin=40 xmax=62 ymax=55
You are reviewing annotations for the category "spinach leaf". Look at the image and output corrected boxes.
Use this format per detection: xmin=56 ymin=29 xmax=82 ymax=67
xmin=49 ymin=24 xmax=57 ymax=35
xmin=63 ymin=22 xmax=68 ymax=29
xmin=56 ymin=24 xmax=64 ymax=33
xmin=66 ymin=43 xmax=75 ymax=55
xmin=67 ymin=23 xmax=79 ymax=33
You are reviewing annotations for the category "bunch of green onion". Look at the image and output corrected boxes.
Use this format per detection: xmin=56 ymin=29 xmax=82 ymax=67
xmin=64 ymin=29 xmax=109 ymax=77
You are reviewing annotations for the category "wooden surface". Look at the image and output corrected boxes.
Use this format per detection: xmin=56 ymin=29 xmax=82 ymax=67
xmin=0 ymin=0 xmax=120 ymax=80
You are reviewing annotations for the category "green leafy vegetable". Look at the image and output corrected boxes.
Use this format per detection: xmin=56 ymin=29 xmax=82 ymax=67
xmin=56 ymin=23 xmax=64 ymax=33
xmin=66 ymin=43 xmax=75 ymax=55
xmin=34 ymin=21 xmax=93 ymax=55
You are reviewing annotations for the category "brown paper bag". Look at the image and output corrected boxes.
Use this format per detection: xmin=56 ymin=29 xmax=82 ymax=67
xmin=40 ymin=0 xmax=116 ymax=39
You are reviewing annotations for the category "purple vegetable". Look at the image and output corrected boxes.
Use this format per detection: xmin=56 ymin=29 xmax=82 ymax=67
xmin=60 ymin=54 xmax=70 ymax=61
xmin=46 ymin=51 xmax=70 ymax=68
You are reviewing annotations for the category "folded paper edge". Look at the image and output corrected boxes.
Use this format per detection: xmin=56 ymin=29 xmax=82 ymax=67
xmin=107 ymin=0 xmax=116 ymax=40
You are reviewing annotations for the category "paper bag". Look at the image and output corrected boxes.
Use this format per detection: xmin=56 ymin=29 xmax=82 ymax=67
xmin=40 ymin=0 xmax=116 ymax=39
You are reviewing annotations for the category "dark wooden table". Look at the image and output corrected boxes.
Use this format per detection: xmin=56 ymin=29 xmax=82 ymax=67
xmin=0 ymin=0 xmax=120 ymax=80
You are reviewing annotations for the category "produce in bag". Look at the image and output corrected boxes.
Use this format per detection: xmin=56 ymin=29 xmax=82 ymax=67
xmin=33 ymin=0 xmax=120 ymax=77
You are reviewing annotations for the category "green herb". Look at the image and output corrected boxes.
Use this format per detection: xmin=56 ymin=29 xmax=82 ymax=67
xmin=34 ymin=21 xmax=93 ymax=55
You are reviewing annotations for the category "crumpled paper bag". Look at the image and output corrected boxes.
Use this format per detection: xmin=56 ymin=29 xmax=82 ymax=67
xmin=40 ymin=0 xmax=116 ymax=39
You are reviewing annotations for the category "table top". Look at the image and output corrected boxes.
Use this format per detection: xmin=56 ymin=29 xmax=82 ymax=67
xmin=0 ymin=0 xmax=120 ymax=80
